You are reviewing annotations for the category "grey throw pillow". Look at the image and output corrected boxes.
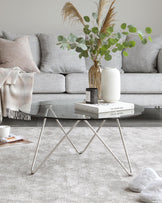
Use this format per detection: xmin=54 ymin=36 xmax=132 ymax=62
xmin=3 ymin=31 xmax=41 ymax=67
xmin=122 ymin=35 xmax=162 ymax=73
xmin=37 ymin=33 xmax=86 ymax=74
xmin=158 ymin=49 xmax=162 ymax=73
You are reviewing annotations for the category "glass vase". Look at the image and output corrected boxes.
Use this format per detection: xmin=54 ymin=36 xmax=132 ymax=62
xmin=88 ymin=61 xmax=102 ymax=99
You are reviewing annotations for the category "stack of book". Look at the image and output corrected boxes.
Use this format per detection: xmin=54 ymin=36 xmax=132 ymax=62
xmin=75 ymin=101 xmax=134 ymax=118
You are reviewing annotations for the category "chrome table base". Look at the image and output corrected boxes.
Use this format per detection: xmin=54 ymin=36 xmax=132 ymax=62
xmin=31 ymin=107 xmax=133 ymax=176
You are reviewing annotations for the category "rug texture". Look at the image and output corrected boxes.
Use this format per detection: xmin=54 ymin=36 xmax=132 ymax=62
xmin=0 ymin=126 xmax=162 ymax=203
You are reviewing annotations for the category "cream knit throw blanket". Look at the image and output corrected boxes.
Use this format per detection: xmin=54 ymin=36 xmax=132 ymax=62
xmin=0 ymin=67 xmax=34 ymax=122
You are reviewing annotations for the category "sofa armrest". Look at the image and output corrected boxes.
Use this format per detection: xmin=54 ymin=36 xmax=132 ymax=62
xmin=158 ymin=49 xmax=162 ymax=72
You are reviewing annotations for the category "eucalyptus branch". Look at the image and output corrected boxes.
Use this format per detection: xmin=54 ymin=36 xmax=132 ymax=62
xmin=57 ymin=1 xmax=152 ymax=64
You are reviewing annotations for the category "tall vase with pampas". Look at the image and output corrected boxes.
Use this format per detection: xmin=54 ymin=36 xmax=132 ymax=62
xmin=57 ymin=0 xmax=152 ymax=99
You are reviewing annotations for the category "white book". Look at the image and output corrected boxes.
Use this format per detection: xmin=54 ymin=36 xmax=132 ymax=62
xmin=0 ymin=134 xmax=23 ymax=143
xmin=75 ymin=101 xmax=134 ymax=114
xmin=76 ymin=109 xmax=134 ymax=119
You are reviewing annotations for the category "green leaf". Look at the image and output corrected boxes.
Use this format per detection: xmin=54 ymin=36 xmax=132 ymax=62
xmin=67 ymin=33 xmax=77 ymax=42
xmin=148 ymin=36 xmax=152 ymax=42
xmin=121 ymin=23 xmax=126 ymax=30
xmin=76 ymin=37 xmax=85 ymax=43
xmin=107 ymin=26 xmax=114 ymax=33
xmin=141 ymin=38 xmax=147 ymax=44
xmin=112 ymin=48 xmax=118 ymax=53
xmin=84 ymin=16 xmax=90 ymax=22
xmin=116 ymin=32 xmax=121 ymax=39
xmin=67 ymin=44 xmax=71 ymax=50
xmin=102 ymin=45 xmax=109 ymax=51
xmin=92 ymin=27 xmax=99 ymax=34
xmin=76 ymin=47 xmax=83 ymax=53
xmin=128 ymin=24 xmax=133 ymax=29
xmin=129 ymin=26 xmax=137 ymax=33
xmin=145 ymin=27 xmax=152 ymax=34
xmin=109 ymin=38 xmax=116 ymax=45
xmin=138 ymin=33 xmax=143 ymax=40
xmin=61 ymin=43 xmax=70 ymax=49
xmin=78 ymin=43 xmax=87 ymax=50
xmin=116 ymin=43 xmax=124 ymax=51
xmin=123 ymin=50 xmax=128 ymax=56
xmin=92 ymin=12 xmax=98 ymax=19
xmin=123 ymin=41 xmax=130 ymax=48
xmin=83 ymin=28 xmax=91 ymax=34
xmin=57 ymin=35 xmax=64 ymax=41
xmin=85 ymin=25 xmax=89 ymax=29
xmin=104 ymin=54 xmax=112 ymax=61
xmin=105 ymin=50 xmax=110 ymax=54
xmin=138 ymin=30 xmax=144 ymax=38
xmin=70 ymin=43 xmax=76 ymax=49
xmin=82 ymin=50 xmax=89 ymax=57
xmin=99 ymin=49 xmax=106 ymax=56
xmin=99 ymin=33 xmax=107 ymax=40
xmin=79 ymin=53 xmax=82 ymax=58
xmin=122 ymin=32 xmax=129 ymax=35
xmin=129 ymin=41 xmax=136 ymax=47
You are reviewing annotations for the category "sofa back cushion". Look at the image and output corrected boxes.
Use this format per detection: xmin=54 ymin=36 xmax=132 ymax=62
xmin=0 ymin=36 xmax=40 ymax=73
xmin=122 ymin=35 xmax=162 ymax=73
xmin=38 ymin=33 xmax=86 ymax=74
xmin=158 ymin=49 xmax=162 ymax=72
xmin=3 ymin=31 xmax=41 ymax=67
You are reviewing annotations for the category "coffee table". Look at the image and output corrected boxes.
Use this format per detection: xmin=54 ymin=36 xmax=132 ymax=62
xmin=29 ymin=100 xmax=144 ymax=176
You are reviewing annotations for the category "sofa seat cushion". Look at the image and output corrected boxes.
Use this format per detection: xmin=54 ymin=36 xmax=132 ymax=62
xmin=66 ymin=73 xmax=88 ymax=93
xmin=33 ymin=72 xmax=65 ymax=93
xmin=121 ymin=73 xmax=162 ymax=94
xmin=66 ymin=73 xmax=162 ymax=94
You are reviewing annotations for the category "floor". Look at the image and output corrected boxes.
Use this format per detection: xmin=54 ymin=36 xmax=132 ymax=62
xmin=1 ymin=107 xmax=162 ymax=202
xmin=0 ymin=126 xmax=162 ymax=203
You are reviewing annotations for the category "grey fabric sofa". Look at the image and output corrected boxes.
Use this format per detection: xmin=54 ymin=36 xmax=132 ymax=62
xmin=33 ymin=70 xmax=162 ymax=107
xmin=1 ymin=31 xmax=162 ymax=107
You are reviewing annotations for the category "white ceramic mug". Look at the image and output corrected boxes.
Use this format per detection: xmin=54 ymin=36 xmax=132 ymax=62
xmin=0 ymin=126 xmax=10 ymax=139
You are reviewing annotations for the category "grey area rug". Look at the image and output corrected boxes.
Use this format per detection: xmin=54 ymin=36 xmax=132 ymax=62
xmin=0 ymin=126 xmax=162 ymax=203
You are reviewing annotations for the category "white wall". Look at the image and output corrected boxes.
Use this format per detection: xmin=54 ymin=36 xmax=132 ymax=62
xmin=0 ymin=0 xmax=161 ymax=35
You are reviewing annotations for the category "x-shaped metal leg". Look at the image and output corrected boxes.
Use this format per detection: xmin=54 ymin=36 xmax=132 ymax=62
xmin=31 ymin=118 xmax=80 ymax=174
xmin=31 ymin=107 xmax=132 ymax=176
xmin=83 ymin=119 xmax=132 ymax=176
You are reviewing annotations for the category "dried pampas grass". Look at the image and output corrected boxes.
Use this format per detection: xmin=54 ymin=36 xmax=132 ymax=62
xmin=97 ymin=0 xmax=110 ymax=26
xmin=62 ymin=2 xmax=85 ymax=26
xmin=100 ymin=0 xmax=116 ymax=33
